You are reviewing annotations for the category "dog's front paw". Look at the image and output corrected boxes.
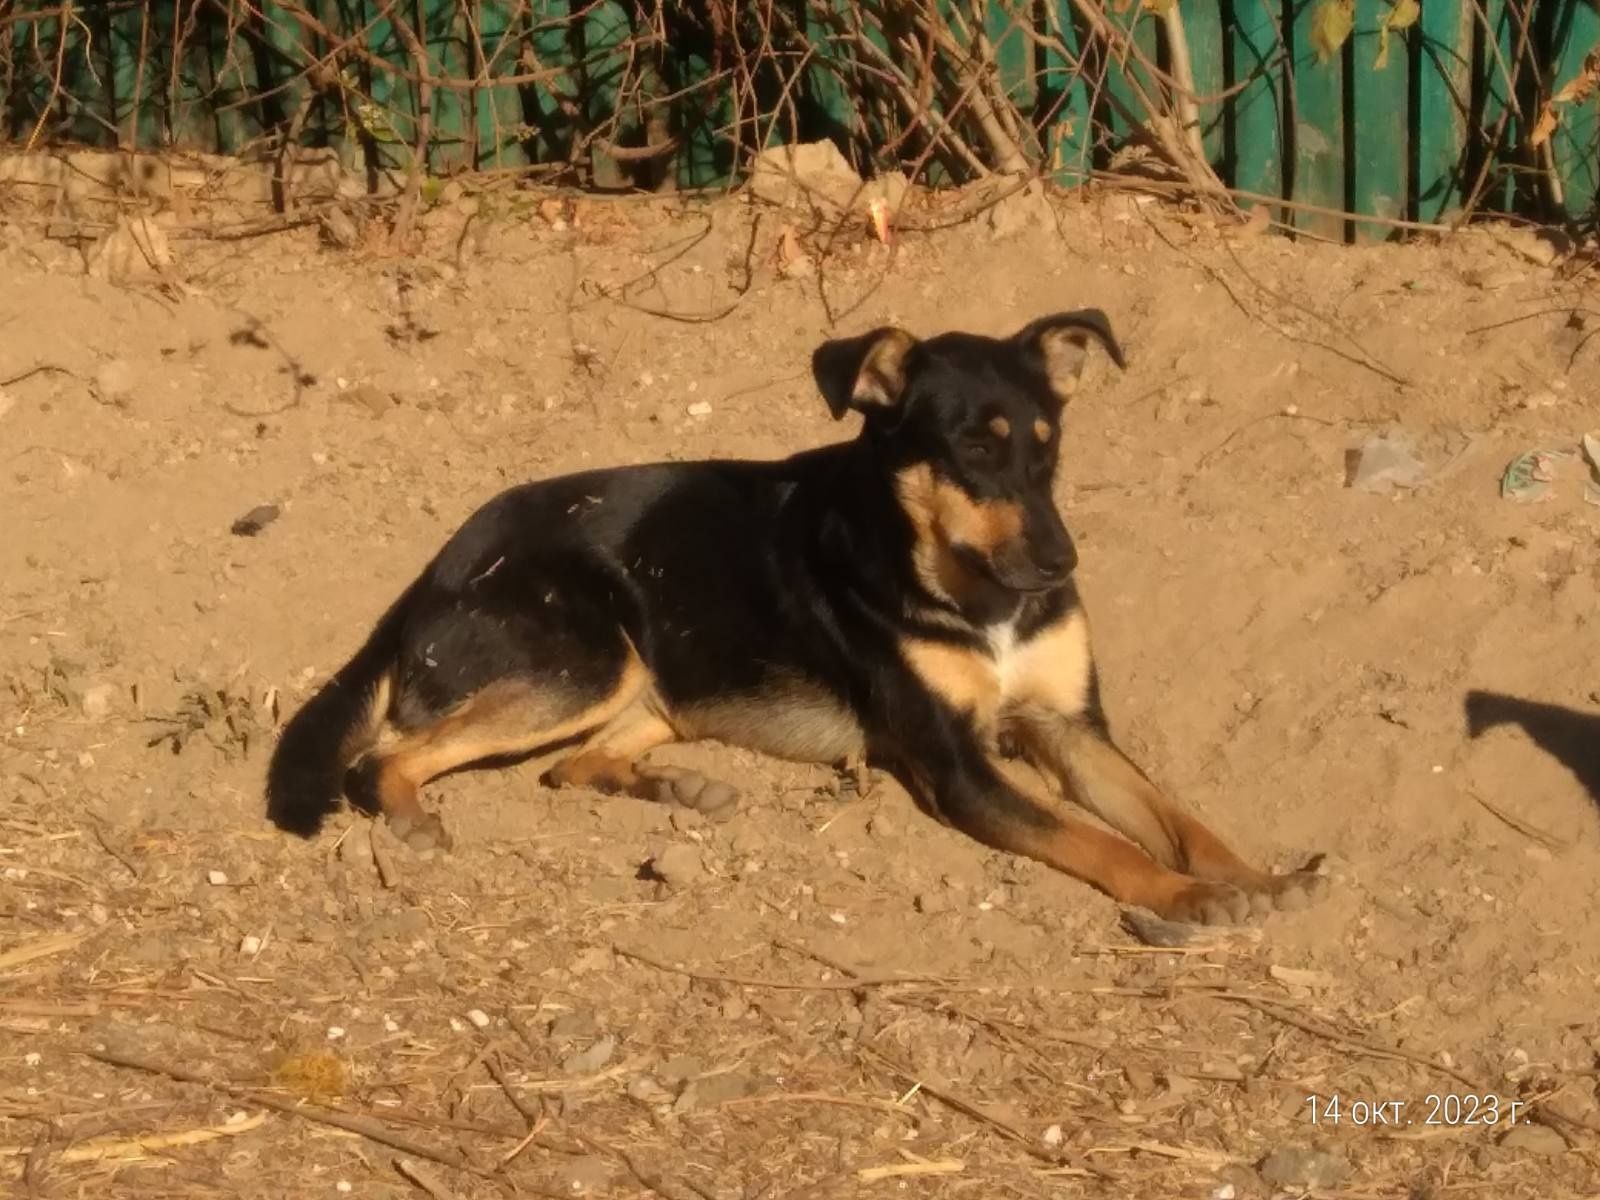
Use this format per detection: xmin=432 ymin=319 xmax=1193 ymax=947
xmin=1154 ymin=878 xmax=1252 ymax=926
xmin=1244 ymin=853 xmax=1329 ymax=915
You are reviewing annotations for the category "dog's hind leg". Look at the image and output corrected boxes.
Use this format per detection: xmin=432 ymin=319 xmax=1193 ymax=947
xmin=543 ymin=706 xmax=740 ymax=819
xmin=348 ymin=552 xmax=655 ymax=850
xmin=351 ymin=649 xmax=651 ymax=851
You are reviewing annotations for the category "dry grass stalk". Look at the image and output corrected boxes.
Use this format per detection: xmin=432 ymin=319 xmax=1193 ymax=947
xmin=0 ymin=1113 xmax=266 ymax=1162
xmin=856 ymin=1156 xmax=964 ymax=1181
xmin=0 ymin=931 xmax=88 ymax=972
xmin=86 ymin=1047 xmax=484 ymax=1176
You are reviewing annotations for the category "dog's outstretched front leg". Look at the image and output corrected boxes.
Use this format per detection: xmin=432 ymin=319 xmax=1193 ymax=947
xmin=904 ymin=744 xmax=1261 ymax=925
xmin=1013 ymin=712 xmax=1326 ymax=916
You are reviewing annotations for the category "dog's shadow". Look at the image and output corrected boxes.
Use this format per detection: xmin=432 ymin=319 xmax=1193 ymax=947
xmin=1464 ymin=690 xmax=1600 ymax=807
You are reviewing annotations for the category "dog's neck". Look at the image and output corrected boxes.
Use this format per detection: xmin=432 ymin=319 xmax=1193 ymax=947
xmin=813 ymin=436 xmax=1023 ymax=634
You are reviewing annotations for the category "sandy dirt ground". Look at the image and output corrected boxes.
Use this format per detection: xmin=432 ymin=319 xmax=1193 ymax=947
xmin=2 ymin=174 xmax=1599 ymax=1199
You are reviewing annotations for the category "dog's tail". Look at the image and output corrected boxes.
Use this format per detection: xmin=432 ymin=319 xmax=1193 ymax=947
xmin=265 ymin=584 xmax=416 ymax=837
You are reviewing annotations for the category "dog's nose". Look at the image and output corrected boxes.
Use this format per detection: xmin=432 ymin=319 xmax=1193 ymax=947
xmin=1033 ymin=541 xmax=1077 ymax=582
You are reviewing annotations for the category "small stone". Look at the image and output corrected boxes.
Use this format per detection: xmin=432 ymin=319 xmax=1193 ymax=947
xmin=657 ymin=1055 xmax=702 ymax=1085
xmin=335 ymin=1182 xmax=352 ymax=1194
xmin=1212 ymin=1185 xmax=1236 ymax=1200
xmin=1498 ymin=1123 xmax=1567 ymax=1156
xmin=1463 ymin=266 xmax=1524 ymax=290
xmin=80 ymin=683 xmax=116 ymax=719
xmin=326 ymin=1026 xmax=345 ymax=1040
xmin=686 ymin=400 xmax=712 ymax=418
xmin=318 ymin=207 xmax=358 ymax=248
xmin=94 ymin=358 xmax=137 ymax=403
xmin=1257 ymin=1146 xmax=1347 ymax=1190
xmin=549 ymin=1012 xmax=598 ymax=1041
xmin=561 ymin=1034 xmax=617 ymax=1075
xmin=1493 ymin=226 xmax=1563 ymax=267
xmin=206 ymin=869 xmax=229 ymax=886
xmin=867 ymin=813 xmax=895 ymax=838
xmin=676 ymin=1071 xmax=756 ymax=1108
xmin=649 ymin=843 xmax=704 ymax=888
xmin=239 ymin=934 xmax=262 ymax=956
xmin=626 ymin=1075 xmax=674 ymax=1105
xmin=356 ymin=907 xmax=428 ymax=944
xmin=338 ymin=383 xmax=394 ymax=418
xmin=465 ymin=1008 xmax=491 ymax=1029
xmin=0 ymin=388 xmax=15 ymax=420
xmin=748 ymin=140 xmax=863 ymax=211
xmin=230 ymin=504 xmax=280 ymax=537
xmin=86 ymin=215 xmax=174 ymax=283
xmin=1344 ymin=434 xmax=1425 ymax=494
xmin=985 ymin=181 xmax=1054 ymax=239
xmin=557 ymin=1156 xmax=613 ymax=1193
xmin=339 ymin=831 xmax=376 ymax=872
xmin=1042 ymin=1123 xmax=1063 ymax=1147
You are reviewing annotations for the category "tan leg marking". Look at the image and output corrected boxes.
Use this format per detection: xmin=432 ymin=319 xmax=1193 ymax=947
xmin=371 ymin=652 xmax=651 ymax=850
xmin=544 ymin=706 xmax=677 ymax=793
xmin=1016 ymin=720 xmax=1325 ymax=914
xmin=906 ymin=755 xmax=1252 ymax=925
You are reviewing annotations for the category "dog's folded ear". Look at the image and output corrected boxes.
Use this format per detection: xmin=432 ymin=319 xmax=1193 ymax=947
xmin=1013 ymin=309 xmax=1127 ymax=401
xmin=811 ymin=327 xmax=919 ymax=420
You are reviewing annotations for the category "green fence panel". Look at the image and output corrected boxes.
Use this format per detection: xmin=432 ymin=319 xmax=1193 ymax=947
xmin=1417 ymin=0 xmax=1473 ymax=222
xmin=1288 ymin=0 xmax=1345 ymax=239
xmin=1474 ymin=0 xmax=1520 ymax=213
xmin=108 ymin=4 xmax=146 ymax=147
xmin=579 ymin=0 xmax=633 ymax=186
xmin=1548 ymin=0 xmax=1600 ymax=219
xmin=1227 ymin=0 xmax=1285 ymax=210
xmin=8 ymin=1 xmax=1600 ymax=239
xmin=471 ymin=1 xmax=529 ymax=169
xmin=674 ymin=41 xmax=729 ymax=189
xmin=1101 ymin=2 xmax=1160 ymax=146
xmin=1043 ymin=3 xmax=1093 ymax=185
xmin=1182 ymin=1 xmax=1226 ymax=165
xmin=425 ymin=0 xmax=472 ymax=171
xmin=801 ymin=0 xmax=855 ymax=152
xmin=1350 ymin=0 xmax=1407 ymax=240
xmin=987 ymin=0 xmax=1036 ymax=117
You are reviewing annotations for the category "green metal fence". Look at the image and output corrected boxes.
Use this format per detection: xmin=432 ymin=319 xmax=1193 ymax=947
xmin=2 ymin=2 xmax=1597 ymax=237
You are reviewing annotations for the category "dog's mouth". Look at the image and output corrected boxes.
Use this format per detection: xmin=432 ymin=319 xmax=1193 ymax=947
xmin=953 ymin=544 xmax=1071 ymax=594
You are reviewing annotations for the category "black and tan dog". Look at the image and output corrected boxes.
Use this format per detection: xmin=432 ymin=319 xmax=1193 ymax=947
xmin=267 ymin=311 xmax=1325 ymax=924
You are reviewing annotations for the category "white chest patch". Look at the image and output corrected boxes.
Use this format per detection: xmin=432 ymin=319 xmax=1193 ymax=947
xmin=984 ymin=619 xmax=1020 ymax=695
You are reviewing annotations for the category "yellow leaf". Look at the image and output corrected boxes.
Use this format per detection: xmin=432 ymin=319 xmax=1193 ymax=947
xmin=1530 ymin=104 xmax=1559 ymax=149
xmin=1386 ymin=0 xmax=1420 ymax=32
xmin=1550 ymin=48 xmax=1600 ymax=105
xmin=1311 ymin=0 xmax=1355 ymax=65
xmin=1374 ymin=26 xmax=1391 ymax=72
xmin=1142 ymin=0 xmax=1177 ymax=13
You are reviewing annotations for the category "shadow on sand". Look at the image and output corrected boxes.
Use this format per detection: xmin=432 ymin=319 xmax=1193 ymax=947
xmin=1464 ymin=690 xmax=1600 ymax=808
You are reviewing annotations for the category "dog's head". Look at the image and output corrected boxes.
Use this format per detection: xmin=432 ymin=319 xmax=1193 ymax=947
xmin=812 ymin=311 xmax=1126 ymax=606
